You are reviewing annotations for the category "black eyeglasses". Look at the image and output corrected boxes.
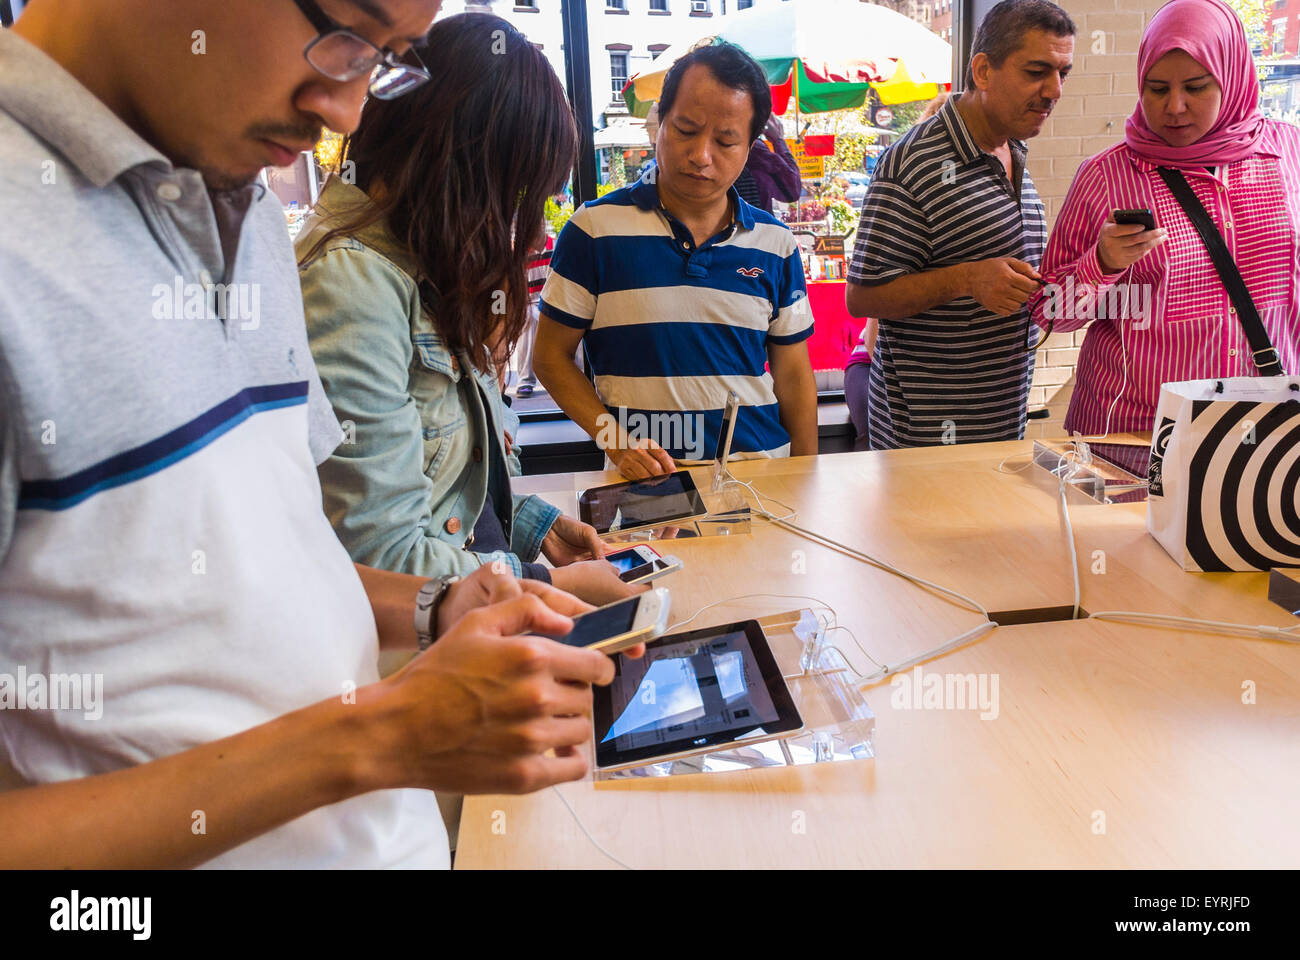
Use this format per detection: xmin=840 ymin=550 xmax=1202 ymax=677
xmin=1026 ymin=315 xmax=1053 ymax=353
xmin=292 ymin=0 xmax=430 ymax=100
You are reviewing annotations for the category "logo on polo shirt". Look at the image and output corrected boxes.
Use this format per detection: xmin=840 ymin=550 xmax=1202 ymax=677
xmin=736 ymin=267 xmax=764 ymax=278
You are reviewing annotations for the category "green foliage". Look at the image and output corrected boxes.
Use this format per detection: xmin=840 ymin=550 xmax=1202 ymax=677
xmin=831 ymin=131 xmax=873 ymax=178
xmin=1225 ymin=0 xmax=1270 ymax=54
xmin=544 ymin=195 xmax=573 ymax=236
xmin=887 ymin=101 xmax=923 ymax=134
xmin=544 ymin=182 xmax=622 ymax=236
xmin=1224 ymin=0 xmax=1279 ymax=79
xmin=825 ymin=198 xmax=854 ymax=234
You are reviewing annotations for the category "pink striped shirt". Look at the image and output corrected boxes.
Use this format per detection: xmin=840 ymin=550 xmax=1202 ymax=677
xmin=1029 ymin=119 xmax=1300 ymax=436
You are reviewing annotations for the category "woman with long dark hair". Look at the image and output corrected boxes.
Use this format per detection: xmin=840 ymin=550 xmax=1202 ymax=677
xmin=297 ymin=12 xmax=637 ymax=604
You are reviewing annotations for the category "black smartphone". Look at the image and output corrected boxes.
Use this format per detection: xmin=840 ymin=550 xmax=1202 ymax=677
xmin=1113 ymin=208 xmax=1156 ymax=231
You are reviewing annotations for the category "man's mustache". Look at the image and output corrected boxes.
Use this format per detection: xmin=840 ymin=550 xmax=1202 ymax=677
xmin=245 ymin=120 xmax=325 ymax=146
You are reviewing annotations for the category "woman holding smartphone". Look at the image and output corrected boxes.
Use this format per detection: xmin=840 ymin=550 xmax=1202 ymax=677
xmin=297 ymin=13 xmax=636 ymax=605
xmin=1029 ymin=0 xmax=1300 ymax=438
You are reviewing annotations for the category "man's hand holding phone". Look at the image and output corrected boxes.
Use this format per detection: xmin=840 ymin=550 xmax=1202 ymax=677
xmin=380 ymin=577 xmax=648 ymax=795
xmin=377 ymin=593 xmax=601 ymax=795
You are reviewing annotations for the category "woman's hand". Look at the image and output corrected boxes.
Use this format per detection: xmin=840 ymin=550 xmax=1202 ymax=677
xmin=549 ymin=559 xmax=647 ymax=607
xmin=1097 ymin=214 xmax=1167 ymax=274
xmin=542 ymin=515 xmax=606 ymax=566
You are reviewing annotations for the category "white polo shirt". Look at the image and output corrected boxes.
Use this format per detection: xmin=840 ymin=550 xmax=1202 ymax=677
xmin=0 ymin=29 xmax=446 ymax=868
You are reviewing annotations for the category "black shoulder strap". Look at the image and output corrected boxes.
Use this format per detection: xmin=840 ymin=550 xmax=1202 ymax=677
xmin=1156 ymin=166 xmax=1283 ymax=376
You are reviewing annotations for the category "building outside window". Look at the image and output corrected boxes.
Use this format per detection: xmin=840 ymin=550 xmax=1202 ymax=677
xmin=610 ymin=50 xmax=629 ymax=96
xmin=650 ymin=0 xmax=669 ymax=10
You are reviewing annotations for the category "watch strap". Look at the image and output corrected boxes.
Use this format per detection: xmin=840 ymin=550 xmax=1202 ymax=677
xmin=414 ymin=576 xmax=458 ymax=651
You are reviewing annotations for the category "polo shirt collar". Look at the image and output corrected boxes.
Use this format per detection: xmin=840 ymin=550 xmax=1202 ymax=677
xmin=940 ymin=96 xmax=1028 ymax=167
xmin=629 ymin=166 xmax=755 ymax=232
xmin=0 ymin=29 xmax=170 ymax=188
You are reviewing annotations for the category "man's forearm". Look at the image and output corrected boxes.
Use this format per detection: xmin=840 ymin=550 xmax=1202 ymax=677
xmin=846 ymin=263 xmax=970 ymax=320
xmin=780 ymin=393 xmax=818 ymax=456
xmin=771 ymin=348 xmax=819 ymax=457
xmin=356 ymin=563 xmax=427 ymax=650
xmin=0 ymin=691 xmax=380 ymax=869
xmin=534 ymin=344 xmax=614 ymax=445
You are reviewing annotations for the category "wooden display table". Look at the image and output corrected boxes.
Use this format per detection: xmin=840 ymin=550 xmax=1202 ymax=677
xmin=458 ymin=441 xmax=1300 ymax=868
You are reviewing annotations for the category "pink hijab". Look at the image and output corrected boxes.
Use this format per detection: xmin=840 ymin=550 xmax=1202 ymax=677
xmin=1124 ymin=0 xmax=1267 ymax=168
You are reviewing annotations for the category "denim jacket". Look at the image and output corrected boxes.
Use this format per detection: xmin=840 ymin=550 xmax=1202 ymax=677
xmin=295 ymin=177 xmax=559 ymax=578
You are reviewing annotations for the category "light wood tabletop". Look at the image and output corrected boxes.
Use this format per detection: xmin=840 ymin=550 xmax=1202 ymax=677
xmin=456 ymin=440 xmax=1300 ymax=869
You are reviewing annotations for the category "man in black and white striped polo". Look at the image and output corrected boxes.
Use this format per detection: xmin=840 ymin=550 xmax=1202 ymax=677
xmin=846 ymin=0 xmax=1075 ymax=449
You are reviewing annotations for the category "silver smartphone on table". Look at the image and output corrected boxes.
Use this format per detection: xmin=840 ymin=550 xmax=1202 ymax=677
xmin=604 ymin=545 xmax=683 ymax=584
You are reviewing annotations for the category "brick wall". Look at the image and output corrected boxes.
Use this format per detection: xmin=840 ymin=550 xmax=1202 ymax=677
xmin=1025 ymin=0 xmax=1166 ymax=420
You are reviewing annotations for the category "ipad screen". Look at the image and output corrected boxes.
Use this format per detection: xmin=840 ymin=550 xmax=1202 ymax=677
xmin=578 ymin=472 xmax=706 ymax=534
xmin=594 ymin=620 xmax=801 ymax=769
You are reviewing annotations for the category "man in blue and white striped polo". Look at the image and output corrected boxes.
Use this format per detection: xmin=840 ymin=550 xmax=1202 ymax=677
xmin=535 ymin=43 xmax=818 ymax=481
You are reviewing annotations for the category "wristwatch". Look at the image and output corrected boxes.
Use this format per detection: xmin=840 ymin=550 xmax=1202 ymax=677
xmin=414 ymin=575 xmax=459 ymax=651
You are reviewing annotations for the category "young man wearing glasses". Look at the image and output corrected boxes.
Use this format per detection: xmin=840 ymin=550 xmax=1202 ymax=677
xmin=0 ymin=0 xmax=630 ymax=869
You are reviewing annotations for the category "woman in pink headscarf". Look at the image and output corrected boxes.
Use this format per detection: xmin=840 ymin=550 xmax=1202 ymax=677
xmin=1029 ymin=0 xmax=1300 ymax=438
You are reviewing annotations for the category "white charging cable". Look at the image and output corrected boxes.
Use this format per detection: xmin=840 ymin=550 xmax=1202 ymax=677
xmin=1049 ymin=445 xmax=1300 ymax=643
xmin=557 ymin=471 xmax=1006 ymax=866
xmin=717 ymin=472 xmax=1000 ymax=682
xmin=1079 ymin=307 xmax=1131 ymax=444
xmin=550 ymin=785 xmax=634 ymax=870
xmin=722 ymin=476 xmax=992 ymax=621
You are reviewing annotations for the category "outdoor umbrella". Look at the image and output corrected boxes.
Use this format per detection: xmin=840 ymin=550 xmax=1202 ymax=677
xmin=621 ymin=0 xmax=951 ymax=118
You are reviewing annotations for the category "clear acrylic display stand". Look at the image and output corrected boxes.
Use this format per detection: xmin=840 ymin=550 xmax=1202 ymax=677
xmin=1032 ymin=438 xmax=1149 ymax=504
xmin=595 ymin=476 xmax=754 ymax=545
xmin=595 ymin=608 xmax=876 ymax=781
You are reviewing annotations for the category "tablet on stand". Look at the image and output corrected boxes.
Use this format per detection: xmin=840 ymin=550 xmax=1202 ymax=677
xmin=593 ymin=608 xmax=875 ymax=781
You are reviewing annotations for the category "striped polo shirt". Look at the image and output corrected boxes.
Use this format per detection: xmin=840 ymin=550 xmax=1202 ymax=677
xmin=540 ymin=171 xmax=812 ymax=460
xmin=848 ymin=97 xmax=1047 ymax=448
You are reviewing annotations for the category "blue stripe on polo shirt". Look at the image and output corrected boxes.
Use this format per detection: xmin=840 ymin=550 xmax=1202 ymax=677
xmin=589 ymin=236 xmax=795 ymax=302
xmin=614 ymin=402 xmax=786 ymax=460
xmin=584 ymin=322 xmax=768 ymax=379
xmin=18 ymin=381 xmax=309 ymax=511
xmin=539 ymin=300 xmax=591 ymax=331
